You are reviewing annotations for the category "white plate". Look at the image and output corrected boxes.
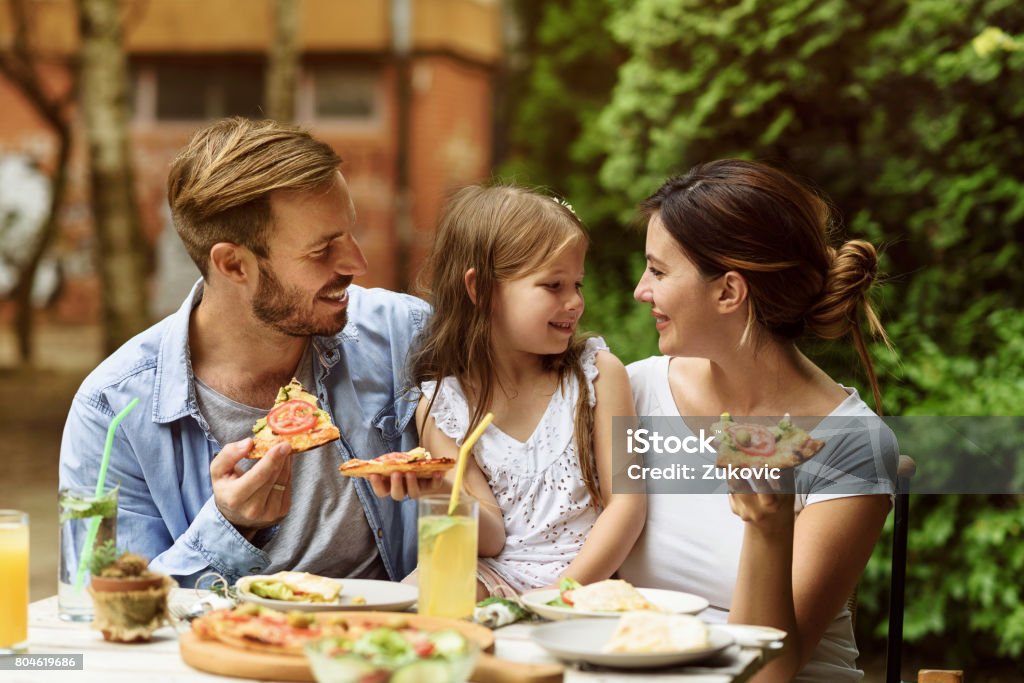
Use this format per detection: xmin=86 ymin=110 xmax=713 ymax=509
xmin=714 ymin=623 xmax=787 ymax=647
xmin=530 ymin=618 xmax=734 ymax=669
xmin=236 ymin=578 xmax=417 ymax=613
xmin=521 ymin=587 xmax=709 ymax=621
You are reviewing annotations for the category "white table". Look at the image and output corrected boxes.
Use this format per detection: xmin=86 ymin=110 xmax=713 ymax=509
xmin=9 ymin=594 xmax=778 ymax=683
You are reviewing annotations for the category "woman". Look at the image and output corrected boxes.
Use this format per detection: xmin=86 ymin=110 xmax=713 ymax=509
xmin=618 ymin=159 xmax=897 ymax=682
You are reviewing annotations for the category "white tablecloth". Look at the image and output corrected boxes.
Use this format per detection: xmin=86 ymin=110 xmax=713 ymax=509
xmin=10 ymin=592 xmax=777 ymax=682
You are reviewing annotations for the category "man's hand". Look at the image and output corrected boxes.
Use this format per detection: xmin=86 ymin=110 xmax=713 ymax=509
xmin=368 ymin=471 xmax=445 ymax=501
xmin=210 ymin=438 xmax=294 ymax=537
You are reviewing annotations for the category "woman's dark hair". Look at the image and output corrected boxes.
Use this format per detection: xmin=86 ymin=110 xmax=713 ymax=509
xmin=642 ymin=159 xmax=892 ymax=413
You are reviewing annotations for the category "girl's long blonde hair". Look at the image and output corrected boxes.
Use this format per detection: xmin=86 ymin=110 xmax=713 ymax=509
xmin=410 ymin=184 xmax=602 ymax=506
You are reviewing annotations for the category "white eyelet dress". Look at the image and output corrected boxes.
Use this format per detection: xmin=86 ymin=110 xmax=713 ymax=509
xmin=420 ymin=336 xmax=608 ymax=593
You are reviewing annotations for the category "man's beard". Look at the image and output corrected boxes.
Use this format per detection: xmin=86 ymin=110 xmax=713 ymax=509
xmin=252 ymin=261 xmax=350 ymax=337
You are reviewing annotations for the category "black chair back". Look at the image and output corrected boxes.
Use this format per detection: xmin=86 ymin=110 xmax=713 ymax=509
xmin=886 ymin=455 xmax=917 ymax=683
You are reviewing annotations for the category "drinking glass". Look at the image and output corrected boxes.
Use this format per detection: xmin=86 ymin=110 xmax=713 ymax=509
xmin=0 ymin=510 xmax=29 ymax=654
xmin=57 ymin=486 xmax=118 ymax=622
xmin=417 ymin=495 xmax=478 ymax=619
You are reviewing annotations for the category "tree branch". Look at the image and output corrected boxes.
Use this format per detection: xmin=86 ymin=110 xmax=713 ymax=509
xmin=0 ymin=0 xmax=69 ymax=131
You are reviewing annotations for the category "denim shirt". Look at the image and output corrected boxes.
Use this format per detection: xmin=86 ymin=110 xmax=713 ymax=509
xmin=59 ymin=281 xmax=428 ymax=586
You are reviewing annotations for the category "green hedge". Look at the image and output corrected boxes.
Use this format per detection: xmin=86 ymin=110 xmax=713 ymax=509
xmin=502 ymin=0 xmax=1024 ymax=668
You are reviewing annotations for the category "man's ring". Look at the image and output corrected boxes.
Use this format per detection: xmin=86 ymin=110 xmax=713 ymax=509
xmin=272 ymin=484 xmax=286 ymax=492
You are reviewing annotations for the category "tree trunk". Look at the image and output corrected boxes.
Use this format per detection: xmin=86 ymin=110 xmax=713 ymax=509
xmin=391 ymin=0 xmax=412 ymax=292
xmin=266 ymin=0 xmax=301 ymax=122
xmin=0 ymin=0 xmax=77 ymax=365
xmin=77 ymin=0 xmax=149 ymax=354
xmin=12 ymin=126 xmax=72 ymax=364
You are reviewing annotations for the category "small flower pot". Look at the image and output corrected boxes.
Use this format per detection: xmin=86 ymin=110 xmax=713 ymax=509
xmin=88 ymin=574 xmax=174 ymax=643
xmin=90 ymin=575 xmax=166 ymax=593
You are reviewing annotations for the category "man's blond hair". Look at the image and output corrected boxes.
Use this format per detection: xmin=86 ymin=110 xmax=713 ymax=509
xmin=168 ymin=117 xmax=342 ymax=277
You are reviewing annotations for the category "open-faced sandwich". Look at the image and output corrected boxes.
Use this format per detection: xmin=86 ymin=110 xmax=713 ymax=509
xmin=549 ymin=578 xmax=661 ymax=613
xmin=712 ymin=413 xmax=825 ymax=470
xmin=249 ymin=379 xmax=340 ymax=459
xmin=603 ymin=613 xmax=710 ymax=654
xmin=236 ymin=571 xmax=342 ymax=604
xmin=338 ymin=447 xmax=456 ymax=478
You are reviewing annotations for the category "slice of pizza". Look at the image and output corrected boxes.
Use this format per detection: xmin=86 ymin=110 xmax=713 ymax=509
xmin=338 ymin=447 xmax=456 ymax=478
xmin=712 ymin=413 xmax=825 ymax=470
xmin=248 ymin=379 xmax=340 ymax=459
xmin=193 ymin=604 xmax=347 ymax=656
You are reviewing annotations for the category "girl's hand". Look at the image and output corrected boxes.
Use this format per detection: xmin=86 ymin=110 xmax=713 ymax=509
xmin=526 ymin=582 xmax=560 ymax=593
xmin=367 ymin=471 xmax=446 ymax=501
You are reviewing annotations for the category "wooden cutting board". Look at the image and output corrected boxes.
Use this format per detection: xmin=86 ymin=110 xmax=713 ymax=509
xmin=179 ymin=611 xmax=563 ymax=682
xmin=180 ymin=631 xmax=313 ymax=681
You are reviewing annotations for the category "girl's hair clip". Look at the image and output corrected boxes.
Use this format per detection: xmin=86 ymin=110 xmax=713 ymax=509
xmin=552 ymin=196 xmax=577 ymax=216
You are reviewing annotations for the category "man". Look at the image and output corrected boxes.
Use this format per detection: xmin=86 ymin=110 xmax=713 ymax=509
xmin=60 ymin=118 xmax=435 ymax=586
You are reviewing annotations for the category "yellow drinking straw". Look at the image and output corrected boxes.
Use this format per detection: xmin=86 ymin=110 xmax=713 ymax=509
xmin=448 ymin=412 xmax=493 ymax=515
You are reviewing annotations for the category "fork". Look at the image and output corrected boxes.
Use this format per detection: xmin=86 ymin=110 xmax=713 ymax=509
xmin=168 ymin=595 xmax=234 ymax=628
xmin=168 ymin=603 xmax=196 ymax=634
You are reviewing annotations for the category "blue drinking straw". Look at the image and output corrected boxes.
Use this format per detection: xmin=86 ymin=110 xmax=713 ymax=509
xmin=74 ymin=397 xmax=138 ymax=591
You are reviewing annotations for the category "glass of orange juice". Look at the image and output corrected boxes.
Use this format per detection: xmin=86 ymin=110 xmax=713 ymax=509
xmin=417 ymin=495 xmax=478 ymax=619
xmin=0 ymin=510 xmax=29 ymax=654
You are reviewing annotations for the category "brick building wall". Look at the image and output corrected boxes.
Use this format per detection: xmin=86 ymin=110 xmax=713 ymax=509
xmin=0 ymin=0 xmax=500 ymax=324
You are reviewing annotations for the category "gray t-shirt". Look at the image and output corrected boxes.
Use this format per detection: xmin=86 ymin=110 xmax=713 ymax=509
xmin=194 ymin=344 xmax=388 ymax=579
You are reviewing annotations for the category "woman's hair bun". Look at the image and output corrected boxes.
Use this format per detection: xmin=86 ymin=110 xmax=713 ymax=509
xmin=805 ymin=240 xmax=879 ymax=340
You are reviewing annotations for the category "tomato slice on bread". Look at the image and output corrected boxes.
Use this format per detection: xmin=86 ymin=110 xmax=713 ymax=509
xmin=249 ymin=380 xmax=340 ymax=458
xmin=724 ymin=423 xmax=777 ymax=457
xmin=267 ymin=399 xmax=319 ymax=435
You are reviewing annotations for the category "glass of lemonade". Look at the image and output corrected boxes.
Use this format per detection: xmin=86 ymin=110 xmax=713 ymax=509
xmin=0 ymin=510 xmax=29 ymax=654
xmin=417 ymin=495 xmax=478 ymax=619
xmin=57 ymin=486 xmax=118 ymax=622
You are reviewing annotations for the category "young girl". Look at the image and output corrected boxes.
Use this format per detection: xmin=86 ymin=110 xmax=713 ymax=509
xmin=407 ymin=184 xmax=645 ymax=597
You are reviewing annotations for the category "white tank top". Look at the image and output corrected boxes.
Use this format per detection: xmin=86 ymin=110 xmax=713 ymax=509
xmin=619 ymin=355 xmax=896 ymax=683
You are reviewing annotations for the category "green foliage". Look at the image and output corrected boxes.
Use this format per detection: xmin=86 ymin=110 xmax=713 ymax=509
xmin=88 ymin=539 xmax=124 ymax=577
xmin=499 ymin=0 xmax=637 ymax=295
xmin=580 ymin=255 xmax=660 ymax=365
xmin=504 ymin=0 xmax=1024 ymax=668
xmin=864 ymin=496 xmax=1024 ymax=662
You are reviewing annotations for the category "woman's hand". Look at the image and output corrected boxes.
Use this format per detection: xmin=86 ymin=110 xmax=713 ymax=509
xmin=727 ymin=469 xmax=795 ymax=535
xmin=728 ymin=491 xmax=795 ymax=533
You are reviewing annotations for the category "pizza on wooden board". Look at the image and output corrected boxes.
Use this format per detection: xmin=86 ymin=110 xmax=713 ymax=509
xmin=712 ymin=413 xmax=826 ymax=470
xmin=191 ymin=604 xmax=348 ymax=656
xmin=248 ymin=379 xmax=340 ymax=459
xmin=191 ymin=605 xmax=471 ymax=662
xmin=338 ymin=447 xmax=456 ymax=478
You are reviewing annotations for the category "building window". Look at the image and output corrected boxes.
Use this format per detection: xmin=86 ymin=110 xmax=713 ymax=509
xmin=134 ymin=61 xmax=265 ymax=122
xmin=302 ymin=65 xmax=379 ymax=122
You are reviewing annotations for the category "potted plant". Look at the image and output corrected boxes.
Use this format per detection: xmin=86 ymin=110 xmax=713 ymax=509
xmin=87 ymin=541 xmax=174 ymax=642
